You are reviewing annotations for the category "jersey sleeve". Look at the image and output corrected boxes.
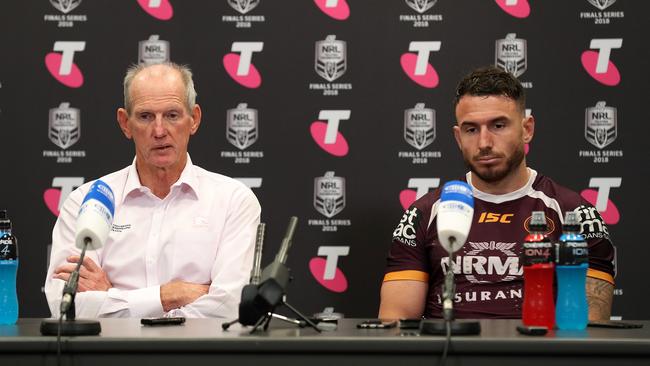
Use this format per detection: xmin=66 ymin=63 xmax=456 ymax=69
xmin=573 ymin=203 xmax=616 ymax=285
xmin=384 ymin=198 xmax=433 ymax=283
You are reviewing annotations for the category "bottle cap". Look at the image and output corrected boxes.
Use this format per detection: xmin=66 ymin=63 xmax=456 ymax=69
xmin=0 ymin=210 xmax=10 ymax=231
xmin=529 ymin=211 xmax=547 ymax=232
xmin=563 ymin=211 xmax=580 ymax=232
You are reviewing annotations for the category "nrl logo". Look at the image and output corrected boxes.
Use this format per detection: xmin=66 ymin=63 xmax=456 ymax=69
xmin=585 ymin=101 xmax=617 ymax=149
xmin=138 ymin=35 xmax=170 ymax=65
xmin=405 ymin=0 xmax=437 ymax=14
xmin=315 ymin=35 xmax=347 ymax=82
xmin=495 ymin=33 xmax=527 ymax=78
xmin=314 ymin=171 xmax=346 ymax=218
xmin=587 ymin=0 xmax=616 ymax=11
xmin=50 ymin=0 xmax=82 ymax=14
xmin=48 ymin=102 xmax=80 ymax=150
xmin=228 ymin=0 xmax=260 ymax=14
xmin=227 ymin=103 xmax=258 ymax=150
xmin=404 ymin=103 xmax=436 ymax=150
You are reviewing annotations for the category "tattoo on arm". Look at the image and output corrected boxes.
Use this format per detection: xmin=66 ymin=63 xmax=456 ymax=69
xmin=586 ymin=277 xmax=614 ymax=321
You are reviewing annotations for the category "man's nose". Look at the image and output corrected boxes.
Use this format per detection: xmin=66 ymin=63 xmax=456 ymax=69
xmin=478 ymin=126 xmax=493 ymax=150
xmin=152 ymin=115 xmax=167 ymax=138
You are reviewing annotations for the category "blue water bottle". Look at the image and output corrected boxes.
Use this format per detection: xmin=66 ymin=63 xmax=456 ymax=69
xmin=555 ymin=211 xmax=589 ymax=330
xmin=0 ymin=210 xmax=18 ymax=324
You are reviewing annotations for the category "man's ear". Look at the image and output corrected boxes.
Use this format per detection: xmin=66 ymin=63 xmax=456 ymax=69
xmin=189 ymin=104 xmax=202 ymax=135
xmin=117 ymin=108 xmax=132 ymax=139
xmin=453 ymin=125 xmax=462 ymax=150
xmin=522 ymin=115 xmax=534 ymax=144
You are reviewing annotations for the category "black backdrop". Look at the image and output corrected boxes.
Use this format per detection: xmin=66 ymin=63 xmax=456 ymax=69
xmin=0 ymin=0 xmax=648 ymax=319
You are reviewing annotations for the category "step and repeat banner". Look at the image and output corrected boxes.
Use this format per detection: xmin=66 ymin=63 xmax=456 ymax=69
xmin=0 ymin=0 xmax=647 ymax=318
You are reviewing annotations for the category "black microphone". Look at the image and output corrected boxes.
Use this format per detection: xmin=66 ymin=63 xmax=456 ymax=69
xmin=238 ymin=217 xmax=298 ymax=326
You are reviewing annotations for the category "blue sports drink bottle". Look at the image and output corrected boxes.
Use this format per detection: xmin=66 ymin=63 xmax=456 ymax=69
xmin=0 ymin=210 xmax=18 ymax=325
xmin=555 ymin=211 xmax=589 ymax=330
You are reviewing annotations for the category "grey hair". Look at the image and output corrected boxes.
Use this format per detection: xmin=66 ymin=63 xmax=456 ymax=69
xmin=123 ymin=62 xmax=197 ymax=114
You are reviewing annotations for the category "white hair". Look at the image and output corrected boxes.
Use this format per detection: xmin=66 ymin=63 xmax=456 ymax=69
xmin=123 ymin=62 xmax=197 ymax=114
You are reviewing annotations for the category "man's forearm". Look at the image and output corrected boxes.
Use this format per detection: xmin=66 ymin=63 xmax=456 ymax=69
xmin=586 ymin=277 xmax=614 ymax=321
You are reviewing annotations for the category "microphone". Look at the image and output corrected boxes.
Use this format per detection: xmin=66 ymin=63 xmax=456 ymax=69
xmin=250 ymin=223 xmax=266 ymax=285
xmin=421 ymin=180 xmax=480 ymax=335
xmin=60 ymin=180 xmax=115 ymax=315
xmin=238 ymin=217 xmax=298 ymax=326
xmin=436 ymin=180 xmax=474 ymax=253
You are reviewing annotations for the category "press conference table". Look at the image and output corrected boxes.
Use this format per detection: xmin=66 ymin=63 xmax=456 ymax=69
xmin=1 ymin=318 xmax=649 ymax=366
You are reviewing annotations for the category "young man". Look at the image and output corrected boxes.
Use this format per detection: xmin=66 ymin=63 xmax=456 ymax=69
xmin=379 ymin=66 xmax=615 ymax=320
xmin=45 ymin=63 xmax=261 ymax=319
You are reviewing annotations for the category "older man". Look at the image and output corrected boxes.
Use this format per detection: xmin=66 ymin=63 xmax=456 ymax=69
xmin=380 ymin=66 xmax=615 ymax=320
xmin=45 ymin=62 xmax=261 ymax=318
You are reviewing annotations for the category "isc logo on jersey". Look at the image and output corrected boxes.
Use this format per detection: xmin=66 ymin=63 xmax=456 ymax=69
xmin=478 ymin=213 xmax=513 ymax=224
xmin=393 ymin=207 xmax=420 ymax=247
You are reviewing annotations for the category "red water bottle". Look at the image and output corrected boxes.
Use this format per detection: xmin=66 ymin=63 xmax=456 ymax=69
xmin=521 ymin=211 xmax=555 ymax=329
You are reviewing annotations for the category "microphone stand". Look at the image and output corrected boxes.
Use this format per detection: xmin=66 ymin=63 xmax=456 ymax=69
xmin=222 ymin=218 xmax=320 ymax=334
xmin=420 ymin=237 xmax=481 ymax=335
xmin=40 ymin=237 xmax=102 ymax=336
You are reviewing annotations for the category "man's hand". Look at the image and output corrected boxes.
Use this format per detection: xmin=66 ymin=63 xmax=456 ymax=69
xmin=160 ymin=281 xmax=210 ymax=312
xmin=53 ymin=256 xmax=113 ymax=292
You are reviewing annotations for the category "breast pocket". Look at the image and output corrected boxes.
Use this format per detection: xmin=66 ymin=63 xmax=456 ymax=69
xmin=171 ymin=230 xmax=218 ymax=284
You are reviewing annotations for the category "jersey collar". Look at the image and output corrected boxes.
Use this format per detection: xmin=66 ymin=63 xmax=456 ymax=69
xmin=466 ymin=168 xmax=537 ymax=204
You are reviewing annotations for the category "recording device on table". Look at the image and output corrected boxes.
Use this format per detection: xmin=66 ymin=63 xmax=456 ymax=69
xmin=420 ymin=181 xmax=481 ymax=336
xmin=357 ymin=319 xmax=397 ymax=329
xmin=141 ymin=317 xmax=186 ymax=326
xmin=41 ymin=179 xmax=115 ymax=336
xmin=222 ymin=217 xmax=321 ymax=333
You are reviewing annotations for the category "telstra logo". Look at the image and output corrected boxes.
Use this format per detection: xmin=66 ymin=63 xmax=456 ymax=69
xmin=45 ymin=41 xmax=85 ymax=88
xmin=495 ymin=0 xmax=531 ymax=18
xmin=313 ymin=0 xmax=350 ymax=20
xmin=137 ymin=0 xmax=174 ymax=20
xmin=223 ymin=42 xmax=264 ymax=88
xmin=401 ymin=41 xmax=441 ymax=88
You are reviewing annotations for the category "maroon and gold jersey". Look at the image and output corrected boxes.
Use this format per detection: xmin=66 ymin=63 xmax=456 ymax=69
xmin=385 ymin=169 xmax=615 ymax=319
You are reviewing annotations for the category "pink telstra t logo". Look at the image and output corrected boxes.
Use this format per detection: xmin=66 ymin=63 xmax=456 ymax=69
xmin=137 ymin=0 xmax=174 ymax=20
xmin=223 ymin=42 xmax=264 ymax=88
xmin=581 ymin=38 xmax=623 ymax=86
xmin=310 ymin=110 xmax=351 ymax=157
xmin=309 ymin=246 xmax=349 ymax=293
xmin=44 ymin=177 xmax=85 ymax=217
xmin=495 ymin=0 xmax=531 ymax=18
xmin=401 ymin=41 xmax=441 ymax=88
xmin=45 ymin=42 xmax=85 ymax=88
xmin=313 ymin=0 xmax=350 ymax=20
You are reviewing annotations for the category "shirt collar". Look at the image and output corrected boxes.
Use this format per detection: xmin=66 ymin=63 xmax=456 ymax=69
xmin=123 ymin=154 xmax=200 ymax=203
xmin=466 ymin=167 xmax=537 ymax=204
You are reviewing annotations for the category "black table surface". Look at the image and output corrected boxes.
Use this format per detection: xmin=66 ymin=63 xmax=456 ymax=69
xmin=1 ymin=318 xmax=649 ymax=355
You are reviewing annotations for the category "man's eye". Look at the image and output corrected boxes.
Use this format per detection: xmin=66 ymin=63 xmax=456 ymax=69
xmin=465 ymin=127 xmax=477 ymax=134
xmin=138 ymin=113 xmax=153 ymax=121
xmin=166 ymin=112 xmax=180 ymax=120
